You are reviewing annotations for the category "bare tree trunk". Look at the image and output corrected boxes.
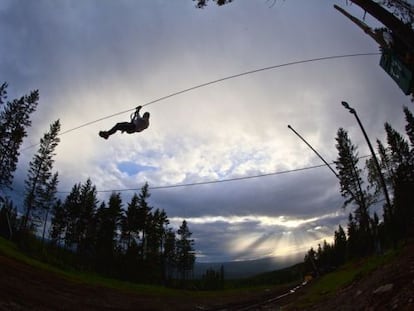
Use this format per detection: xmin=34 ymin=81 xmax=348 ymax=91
xmin=350 ymin=0 xmax=414 ymax=52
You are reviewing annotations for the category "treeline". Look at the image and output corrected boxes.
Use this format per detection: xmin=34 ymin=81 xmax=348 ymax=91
xmin=2 ymin=182 xmax=196 ymax=284
xmin=52 ymin=181 xmax=196 ymax=284
xmin=304 ymin=107 xmax=414 ymax=275
xmin=0 ymin=83 xmax=195 ymax=285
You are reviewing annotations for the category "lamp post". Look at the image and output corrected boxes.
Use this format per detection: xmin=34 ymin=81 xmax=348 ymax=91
xmin=287 ymin=125 xmax=339 ymax=179
xmin=341 ymin=101 xmax=392 ymax=208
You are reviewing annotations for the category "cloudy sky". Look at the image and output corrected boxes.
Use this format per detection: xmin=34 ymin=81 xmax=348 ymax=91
xmin=1 ymin=0 xmax=412 ymax=263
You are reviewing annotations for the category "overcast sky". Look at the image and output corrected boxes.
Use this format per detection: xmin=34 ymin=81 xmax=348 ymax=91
xmin=1 ymin=0 xmax=412 ymax=263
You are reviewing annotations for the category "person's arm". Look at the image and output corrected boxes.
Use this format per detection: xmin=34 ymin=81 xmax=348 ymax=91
xmin=131 ymin=106 xmax=142 ymax=121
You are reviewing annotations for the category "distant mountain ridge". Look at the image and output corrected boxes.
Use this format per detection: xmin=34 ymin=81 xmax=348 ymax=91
xmin=194 ymin=254 xmax=303 ymax=279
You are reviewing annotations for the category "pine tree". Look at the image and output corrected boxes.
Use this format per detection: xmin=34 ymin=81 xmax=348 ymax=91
xmin=335 ymin=128 xmax=373 ymax=256
xmin=335 ymin=128 xmax=370 ymax=211
xmin=367 ymin=139 xmax=395 ymax=196
xmin=384 ymin=121 xmax=413 ymax=240
xmin=385 ymin=122 xmax=411 ymax=166
xmin=145 ymin=208 xmax=170 ymax=281
xmin=49 ymin=199 xmax=66 ymax=246
xmin=63 ymin=183 xmax=81 ymax=249
xmin=176 ymin=220 xmax=195 ymax=282
xmin=0 ymin=84 xmax=38 ymax=192
xmin=346 ymin=213 xmax=358 ymax=259
xmin=0 ymin=197 xmax=18 ymax=240
xmin=95 ymin=192 xmax=123 ymax=271
xmin=164 ymin=227 xmax=177 ymax=281
xmin=303 ymin=247 xmax=318 ymax=276
xmin=333 ymin=225 xmax=347 ymax=265
xmin=404 ymin=107 xmax=414 ymax=148
xmin=121 ymin=193 xmax=140 ymax=251
xmin=0 ymin=82 xmax=6 ymax=105
xmin=22 ymin=120 xmax=60 ymax=231
xmin=136 ymin=183 xmax=152 ymax=260
xmin=106 ymin=192 xmax=123 ymax=251
xmin=41 ymin=172 xmax=59 ymax=246
xmin=77 ymin=179 xmax=98 ymax=255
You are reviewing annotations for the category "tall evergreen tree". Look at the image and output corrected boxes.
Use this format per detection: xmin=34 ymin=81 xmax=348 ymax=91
xmin=404 ymin=107 xmax=414 ymax=148
xmin=121 ymin=193 xmax=140 ymax=251
xmin=41 ymin=172 xmax=59 ymax=245
xmin=385 ymin=122 xmax=411 ymax=166
xmin=333 ymin=225 xmax=347 ymax=265
xmin=95 ymin=192 xmax=123 ymax=272
xmin=164 ymin=227 xmax=177 ymax=281
xmin=77 ymin=179 xmax=98 ymax=255
xmin=0 ymin=84 xmax=39 ymax=192
xmin=22 ymin=120 xmax=60 ymax=231
xmin=63 ymin=183 xmax=81 ymax=249
xmin=0 ymin=82 xmax=6 ymax=105
xmin=335 ymin=128 xmax=373 ymax=256
xmin=335 ymin=128 xmax=371 ymax=212
xmin=49 ymin=199 xmax=66 ymax=246
xmin=384 ymin=116 xmax=414 ymax=240
xmin=367 ymin=139 xmax=395 ymax=196
xmin=106 ymin=192 xmax=123 ymax=252
xmin=136 ymin=183 xmax=152 ymax=260
xmin=0 ymin=197 xmax=18 ymax=240
xmin=176 ymin=220 xmax=195 ymax=281
xmin=303 ymin=247 xmax=318 ymax=276
xmin=346 ymin=213 xmax=358 ymax=258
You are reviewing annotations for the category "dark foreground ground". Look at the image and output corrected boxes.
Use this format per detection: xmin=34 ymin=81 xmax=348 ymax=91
xmin=282 ymin=240 xmax=414 ymax=311
xmin=0 ymin=241 xmax=413 ymax=311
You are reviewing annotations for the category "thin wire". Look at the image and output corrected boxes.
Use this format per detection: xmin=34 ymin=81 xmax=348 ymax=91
xmin=96 ymin=163 xmax=329 ymax=193
xmin=57 ymin=154 xmax=372 ymax=193
xmin=21 ymin=52 xmax=380 ymax=152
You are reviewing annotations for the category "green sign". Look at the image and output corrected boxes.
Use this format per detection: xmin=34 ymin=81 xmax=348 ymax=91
xmin=380 ymin=51 xmax=413 ymax=95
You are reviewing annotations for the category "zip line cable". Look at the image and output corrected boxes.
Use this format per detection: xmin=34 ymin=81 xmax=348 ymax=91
xmin=21 ymin=52 xmax=380 ymax=152
xmin=57 ymin=155 xmax=371 ymax=193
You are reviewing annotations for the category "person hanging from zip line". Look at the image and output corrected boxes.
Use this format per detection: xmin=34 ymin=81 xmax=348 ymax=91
xmin=99 ymin=105 xmax=150 ymax=139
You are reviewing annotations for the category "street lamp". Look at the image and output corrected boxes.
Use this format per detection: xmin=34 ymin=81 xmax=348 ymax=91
xmin=341 ymin=101 xmax=392 ymax=208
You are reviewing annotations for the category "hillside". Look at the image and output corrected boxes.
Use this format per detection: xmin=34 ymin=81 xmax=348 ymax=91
xmin=283 ymin=239 xmax=414 ymax=310
xmin=0 ymin=238 xmax=413 ymax=310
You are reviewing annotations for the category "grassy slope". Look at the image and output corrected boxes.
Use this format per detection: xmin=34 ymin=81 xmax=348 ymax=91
xmin=0 ymin=237 xmax=288 ymax=304
xmin=290 ymin=250 xmax=398 ymax=309
xmin=3 ymin=236 xmax=398 ymax=309
xmin=0 ymin=237 xmax=183 ymax=297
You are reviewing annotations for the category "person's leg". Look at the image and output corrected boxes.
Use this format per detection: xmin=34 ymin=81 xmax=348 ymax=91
xmin=99 ymin=122 xmax=134 ymax=139
xmin=107 ymin=122 xmax=131 ymax=136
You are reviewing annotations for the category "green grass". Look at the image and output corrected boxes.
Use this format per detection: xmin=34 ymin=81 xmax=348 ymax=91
xmin=0 ymin=236 xmax=185 ymax=297
xmin=0 ymin=236 xmax=288 ymax=303
xmin=290 ymin=250 xmax=398 ymax=309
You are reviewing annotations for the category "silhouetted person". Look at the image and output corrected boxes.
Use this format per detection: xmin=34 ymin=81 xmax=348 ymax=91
xmin=99 ymin=106 xmax=150 ymax=139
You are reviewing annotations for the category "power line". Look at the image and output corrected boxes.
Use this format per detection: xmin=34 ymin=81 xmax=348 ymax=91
xmin=57 ymin=163 xmax=328 ymax=194
xmin=21 ymin=52 xmax=380 ymax=152
xmin=97 ymin=163 xmax=329 ymax=193
xmin=57 ymin=154 xmax=372 ymax=193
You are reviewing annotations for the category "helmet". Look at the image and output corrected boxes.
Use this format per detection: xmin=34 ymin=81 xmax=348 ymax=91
xmin=143 ymin=112 xmax=150 ymax=119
